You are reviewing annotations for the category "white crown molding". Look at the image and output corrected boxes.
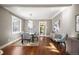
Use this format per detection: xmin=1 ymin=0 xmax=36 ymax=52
xmin=1 ymin=4 xmax=72 ymax=7
xmin=3 ymin=6 xmax=71 ymax=20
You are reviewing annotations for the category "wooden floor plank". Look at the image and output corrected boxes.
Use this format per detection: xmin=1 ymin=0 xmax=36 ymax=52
xmin=2 ymin=36 xmax=66 ymax=55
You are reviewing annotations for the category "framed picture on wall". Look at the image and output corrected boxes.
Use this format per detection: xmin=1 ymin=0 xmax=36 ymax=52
xmin=53 ymin=20 xmax=60 ymax=32
xmin=75 ymin=15 xmax=79 ymax=32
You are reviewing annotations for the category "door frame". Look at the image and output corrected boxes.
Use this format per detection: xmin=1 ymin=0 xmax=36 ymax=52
xmin=39 ymin=21 xmax=47 ymax=36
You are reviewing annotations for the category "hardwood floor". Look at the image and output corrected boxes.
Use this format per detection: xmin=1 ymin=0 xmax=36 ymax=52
xmin=2 ymin=36 xmax=66 ymax=55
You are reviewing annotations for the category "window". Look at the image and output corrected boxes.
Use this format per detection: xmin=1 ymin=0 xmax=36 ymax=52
xmin=28 ymin=20 xmax=33 ymax=29
xmin=75 ymin=15 xmax=79 ymax=32
xmin=27 ymin=20 xmax=33 ymax=33
xmin=12 ymin=16 xmax=21 ymax=33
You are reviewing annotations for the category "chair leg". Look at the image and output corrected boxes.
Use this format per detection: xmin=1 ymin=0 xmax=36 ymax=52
xmin=56 ymin=42 xmax=60 ymax=48
xmin=21 ymin=39 xmax=24 ymax=44
xmin=64 ymin=42 xmax=66 ymax=52
xmin=61 ymin=42 xmax=66 ymax=53
xmin=21 ymin=35 xmax=24 ymax=44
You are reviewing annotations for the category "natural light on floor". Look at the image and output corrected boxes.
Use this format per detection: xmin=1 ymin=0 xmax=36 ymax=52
xmin=44 ymin=43 xmax=60 ymax=53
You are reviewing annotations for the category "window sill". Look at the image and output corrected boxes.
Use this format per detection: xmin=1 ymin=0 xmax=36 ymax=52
xmin=12 ymin=32 xmax=21 ymax=34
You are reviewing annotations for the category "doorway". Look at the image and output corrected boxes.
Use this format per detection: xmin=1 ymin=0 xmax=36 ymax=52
xmin=39 ymin=21 xmax=47 ymax=36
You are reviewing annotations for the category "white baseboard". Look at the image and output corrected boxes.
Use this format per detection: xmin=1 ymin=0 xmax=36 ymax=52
xmin=46 ymin=35 xmax=50 ymax=37
xmin=0 ymin=38 xmax=20 ymax=49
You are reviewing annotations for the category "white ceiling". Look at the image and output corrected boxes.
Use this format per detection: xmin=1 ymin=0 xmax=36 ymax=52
xmin=4 ymin=6 xmax=70 ymax=20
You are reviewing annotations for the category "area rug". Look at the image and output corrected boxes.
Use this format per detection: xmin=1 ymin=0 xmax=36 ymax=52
xmin=12 ymin=40 xmax=39 ymax=46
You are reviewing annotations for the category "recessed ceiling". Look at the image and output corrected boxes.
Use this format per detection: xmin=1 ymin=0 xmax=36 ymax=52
xmin=3 ymin=5 xmax=71 ymax=20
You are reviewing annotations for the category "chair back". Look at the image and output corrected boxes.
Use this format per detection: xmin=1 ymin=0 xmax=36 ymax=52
xmin=22 ymin=32 xmax=31 ymax=39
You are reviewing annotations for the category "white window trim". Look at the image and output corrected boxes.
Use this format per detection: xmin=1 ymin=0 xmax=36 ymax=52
xmin=12 ymin=16 xmax=22 ymax=34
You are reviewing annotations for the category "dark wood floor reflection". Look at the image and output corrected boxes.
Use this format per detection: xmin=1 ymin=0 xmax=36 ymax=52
xmin=2 ymin=36 xmax=66 ymax=55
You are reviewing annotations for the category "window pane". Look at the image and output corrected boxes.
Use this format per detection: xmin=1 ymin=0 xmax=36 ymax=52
xmin=12 ymin=16 xmax=21 ymax=33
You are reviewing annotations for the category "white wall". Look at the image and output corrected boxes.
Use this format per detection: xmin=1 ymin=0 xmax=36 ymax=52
xmin=33 ymin=20 xmax=39 ymax=34
xmin=72 ymin=4 xmax=79 ymax=34
xmin=66 ymin=4 xmax=79 ymax=54
xmin=52 ymin=4 xmax=79 ymax=54
xmin=0 ymin=7 xmax=12 ymax=46
xmin=0 ymin=7 xmax=21 ymax=47
xmin=56 ymin=5 xmax=79 ymax=36
xmin=60 ymin=6 xmax=74 ymax=35
xmin=52 ymin=6 xmax=74 ymax=35
xmin=23 ymin=20 xmax=52 ymax=35
xmin=46 ymin=20 xmax=52 ymax=35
